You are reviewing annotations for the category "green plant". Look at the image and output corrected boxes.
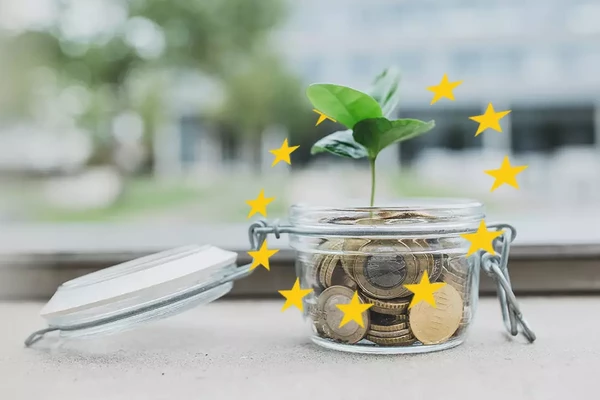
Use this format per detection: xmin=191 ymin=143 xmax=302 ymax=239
xmin=306 ymin=68 xmax=435 ymax=206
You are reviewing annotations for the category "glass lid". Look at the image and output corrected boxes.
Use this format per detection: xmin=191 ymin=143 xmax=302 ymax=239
xmin=37 ymin=244 xmax=249 ymax=339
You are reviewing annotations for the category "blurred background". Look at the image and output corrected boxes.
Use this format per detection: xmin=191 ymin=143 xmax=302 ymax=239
xmin=0 ymin=0 xmax=599 ymax=298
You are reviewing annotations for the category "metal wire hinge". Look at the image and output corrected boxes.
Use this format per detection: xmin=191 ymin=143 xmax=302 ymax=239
xmin=480 ymin=224 xmax=536 ymax=343
xmin=249 ymin=220 xmax=536 ymax=343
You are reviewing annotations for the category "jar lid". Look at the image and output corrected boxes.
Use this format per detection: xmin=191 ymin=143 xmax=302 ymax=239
xmin=37 ymin=245 xmax=249 ymax=339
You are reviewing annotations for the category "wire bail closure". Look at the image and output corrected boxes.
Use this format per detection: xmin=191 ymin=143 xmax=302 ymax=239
xmin=249 ymin=220 xmax=536 ymax=343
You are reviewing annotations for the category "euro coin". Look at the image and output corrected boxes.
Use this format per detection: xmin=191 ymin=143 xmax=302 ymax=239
xmin=369 ymin=321 xmax=410 ymax=333
xmin=447 ymin=256 xmax=469 ymax=278
xmin=315 ymin=286 xmax=369 ymax=344
xmin=369 ymin=310 xmax=408 ymax=325
xmin=366 ymin=334 xmax=416 ymax=346
xmin=367 ymin=327 xmax=411 ymax=338
xmin=341 ymin=238 xmax=370 ymax=278
xmin=353 ymin=239 xmax=419 ymax=299
xmin=409 ymin=284 xmax=463 ymax=345
xmin=361 ymin=294 xmax=411 ymax=315
xmin=327 ymin=257 xmax=358 ymax=290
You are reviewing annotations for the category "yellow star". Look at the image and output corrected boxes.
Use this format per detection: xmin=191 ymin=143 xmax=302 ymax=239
xmin=460 ymin=220 xmax=503 ymax=256
xmin=485 ymin=156 xmax=528 ymax=192
xmin=278 ymin=278 xmax=313 ymax=312
xmin=313 ymin=109 xmax=336 ymax=126
xmin=247 ymin=241 xmax=279 ymax=271
xmin=404 ymin=271 xmax=447 ymax=309
xmin=469 ymin=103 xmax=511 ymax=136
xmin=427 ymin=73 xmax=463 ymax=105
xmin=336 ymin=291 xmax=373 ymax=328
xmin=246 ymin=189 xmax=275 ymax=219
xmin=269 ymin=138 xmax=300 ymax=167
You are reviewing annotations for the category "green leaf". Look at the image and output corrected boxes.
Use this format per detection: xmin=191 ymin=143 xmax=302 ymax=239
xmin=368 ymin=67 xmax=401 ymax=117
xmin=306 ymin=84 xmax=383 ymax=129
xmin=310 ymin=129 xmax=368 ymax=159
xmin=353 ymin=118 xmax=436 ymax=159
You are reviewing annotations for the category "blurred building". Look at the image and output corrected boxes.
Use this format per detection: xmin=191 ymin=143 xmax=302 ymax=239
xmin=279 ymin=0 xmax=600 ymax=164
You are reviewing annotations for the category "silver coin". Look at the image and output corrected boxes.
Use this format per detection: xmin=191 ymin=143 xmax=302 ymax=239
xmin=315 ymin=286 xmax=369 ymax=344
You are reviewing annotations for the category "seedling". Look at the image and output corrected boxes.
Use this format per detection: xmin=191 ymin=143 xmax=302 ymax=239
xmin=306 ymin=68 xmax=435 ymax=206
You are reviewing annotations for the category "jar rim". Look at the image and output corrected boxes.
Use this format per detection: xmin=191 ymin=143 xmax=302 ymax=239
xmin=288 ymin=197 xmax=484 ymax=235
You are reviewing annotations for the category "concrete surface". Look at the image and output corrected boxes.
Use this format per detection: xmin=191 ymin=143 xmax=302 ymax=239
xmin=0 ymin=298 xmax=598 ymax=400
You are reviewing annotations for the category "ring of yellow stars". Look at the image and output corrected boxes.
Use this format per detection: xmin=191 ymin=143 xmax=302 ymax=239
xmin=269 ymin=138 xmax=299 ymax=167
xmin=313 ymin=109 xmax=336 ymax=126
xmin=460 ymin=220 xmax=503 ymax=256
xmin=469 ymin=103 xmax=511 ymax=136
xmin=485 ymin=156 xmax=528 ymax=192
xmin=426 ymin=73 xmax=463 ymax=105
xmin=247 ymin=241 xmax=279 ymax=271
xmin=246 ymin=189 xmax=275 ymax=218
xmin=403 ymin=271 xmax=447 ymax=309
xmin=278 ymin=278 xmax=313 ymax=312
xmin=335 ymin=291 xmax=373 ymax=328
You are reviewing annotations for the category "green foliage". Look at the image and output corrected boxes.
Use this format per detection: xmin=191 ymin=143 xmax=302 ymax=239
xmin=306 ymin=68 xmax=436 ymax=206
xmin=353 ymin=118 xmax=435 ymax=159
xmin=310 ymin=129 xmax=368 ymax=159
xmin=306 ymin=84 xmax=383 ymax=129
xmin=368 ymin=67 xmax=402 ymax=118
xmin=308 ymin=67 xmax=401 ymax=159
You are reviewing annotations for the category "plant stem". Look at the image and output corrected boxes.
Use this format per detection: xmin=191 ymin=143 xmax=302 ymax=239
xmin=369 ymin=157 xmax=376 ymax=207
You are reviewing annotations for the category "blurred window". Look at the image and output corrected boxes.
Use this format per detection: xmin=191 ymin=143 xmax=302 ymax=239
xmin=398 ymin=108 xmax=483 ymax=165
xmin=511 ymin=106 xmax=595 ymax=154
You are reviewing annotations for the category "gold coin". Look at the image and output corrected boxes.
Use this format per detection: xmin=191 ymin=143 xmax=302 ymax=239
xmin=328 ymin=257 xmax=358 ymax=290
xmin=441 ymin=268 xmax=468 ymax=298
xmin=447 ymin=256 xmax=469 ymax=278
xmin=352 ymin=239 xmax=419 ymax=299
xmin=367 ymin=327 xmax=411 ymax=338
xmin=310 ymin=240 xmax=339 ymax=288
xmin=378 ymin=211 xmax=436 ymax=221
xmin=422 ymin=238 xmax=448 ymax=281
xmin=362 ymin=294 xmax=411 ymax=315
xmin=341 ymin=238 xmax=370 ymax=278
xmin=315 ymin=286 xmax=369 ymax=344
xmin=366 ymin=334 xmax=416 ymax=346
xmin=318 ymin=254 xmax=334 ymax=288
xmin=369 ymin=310 xmax=408 ymax=325
xmin=369 ymin=321 xmax=409 ymax=332
xmin=402 ymin=239 xmax=436 ymax=282
xmin=409 ymin=284 xmax=463 ymax=345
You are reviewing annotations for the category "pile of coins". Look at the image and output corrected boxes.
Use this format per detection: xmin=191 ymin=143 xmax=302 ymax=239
xmin=305 ymin=213 xmax=473 ymax=347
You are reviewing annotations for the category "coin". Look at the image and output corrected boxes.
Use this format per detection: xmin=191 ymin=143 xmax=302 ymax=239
xmin=369 ymin=310 xmax=408 ymax=325
xmin=409 ymin=284 xmax=463 ymax=345
xmin=328 ymin=257 xmax=358 ymax=289
xmin=421 ymin=238 xmax=445 ymax=281
xmin=378 ymin=211 xmax=436 ymax=221
xmin=315 ymin=286 xmax=369 ymax=344
xmin=402 ymin=239 xmax=436 ymax=281
xmin=366 ymin=334 xmax=416 ymax=346
xmin=353 ymin=240 xmax=419 ymax=299
xmin=447 ymin=256 xmax=469 ymax=278
xmin=441 ymin=267 xmax=468 ymax=298
xmin=367 ymin=327 xmax=411 ymax=338
xmin=361 ymin=294 xmax=411 ymax=315
xmin=318 ymin=254 xmax=335 ymax=288
xmin=369 ymin=321 xmax=409 ymax=333
xmin=341 ymin=238 xmax=370 ymax=278
xmin=309 ymin=240 xmax=339 ymax=289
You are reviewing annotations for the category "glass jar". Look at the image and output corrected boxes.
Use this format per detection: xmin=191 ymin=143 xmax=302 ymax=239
xmin=25 ymin=198 xmax=535 ymax=350
xmin=288 ymin=199 xmax=485 ymax=354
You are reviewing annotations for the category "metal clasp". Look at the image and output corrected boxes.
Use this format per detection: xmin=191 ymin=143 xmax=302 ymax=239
xmin=481 ymin=224 xmax=536 ymax=343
